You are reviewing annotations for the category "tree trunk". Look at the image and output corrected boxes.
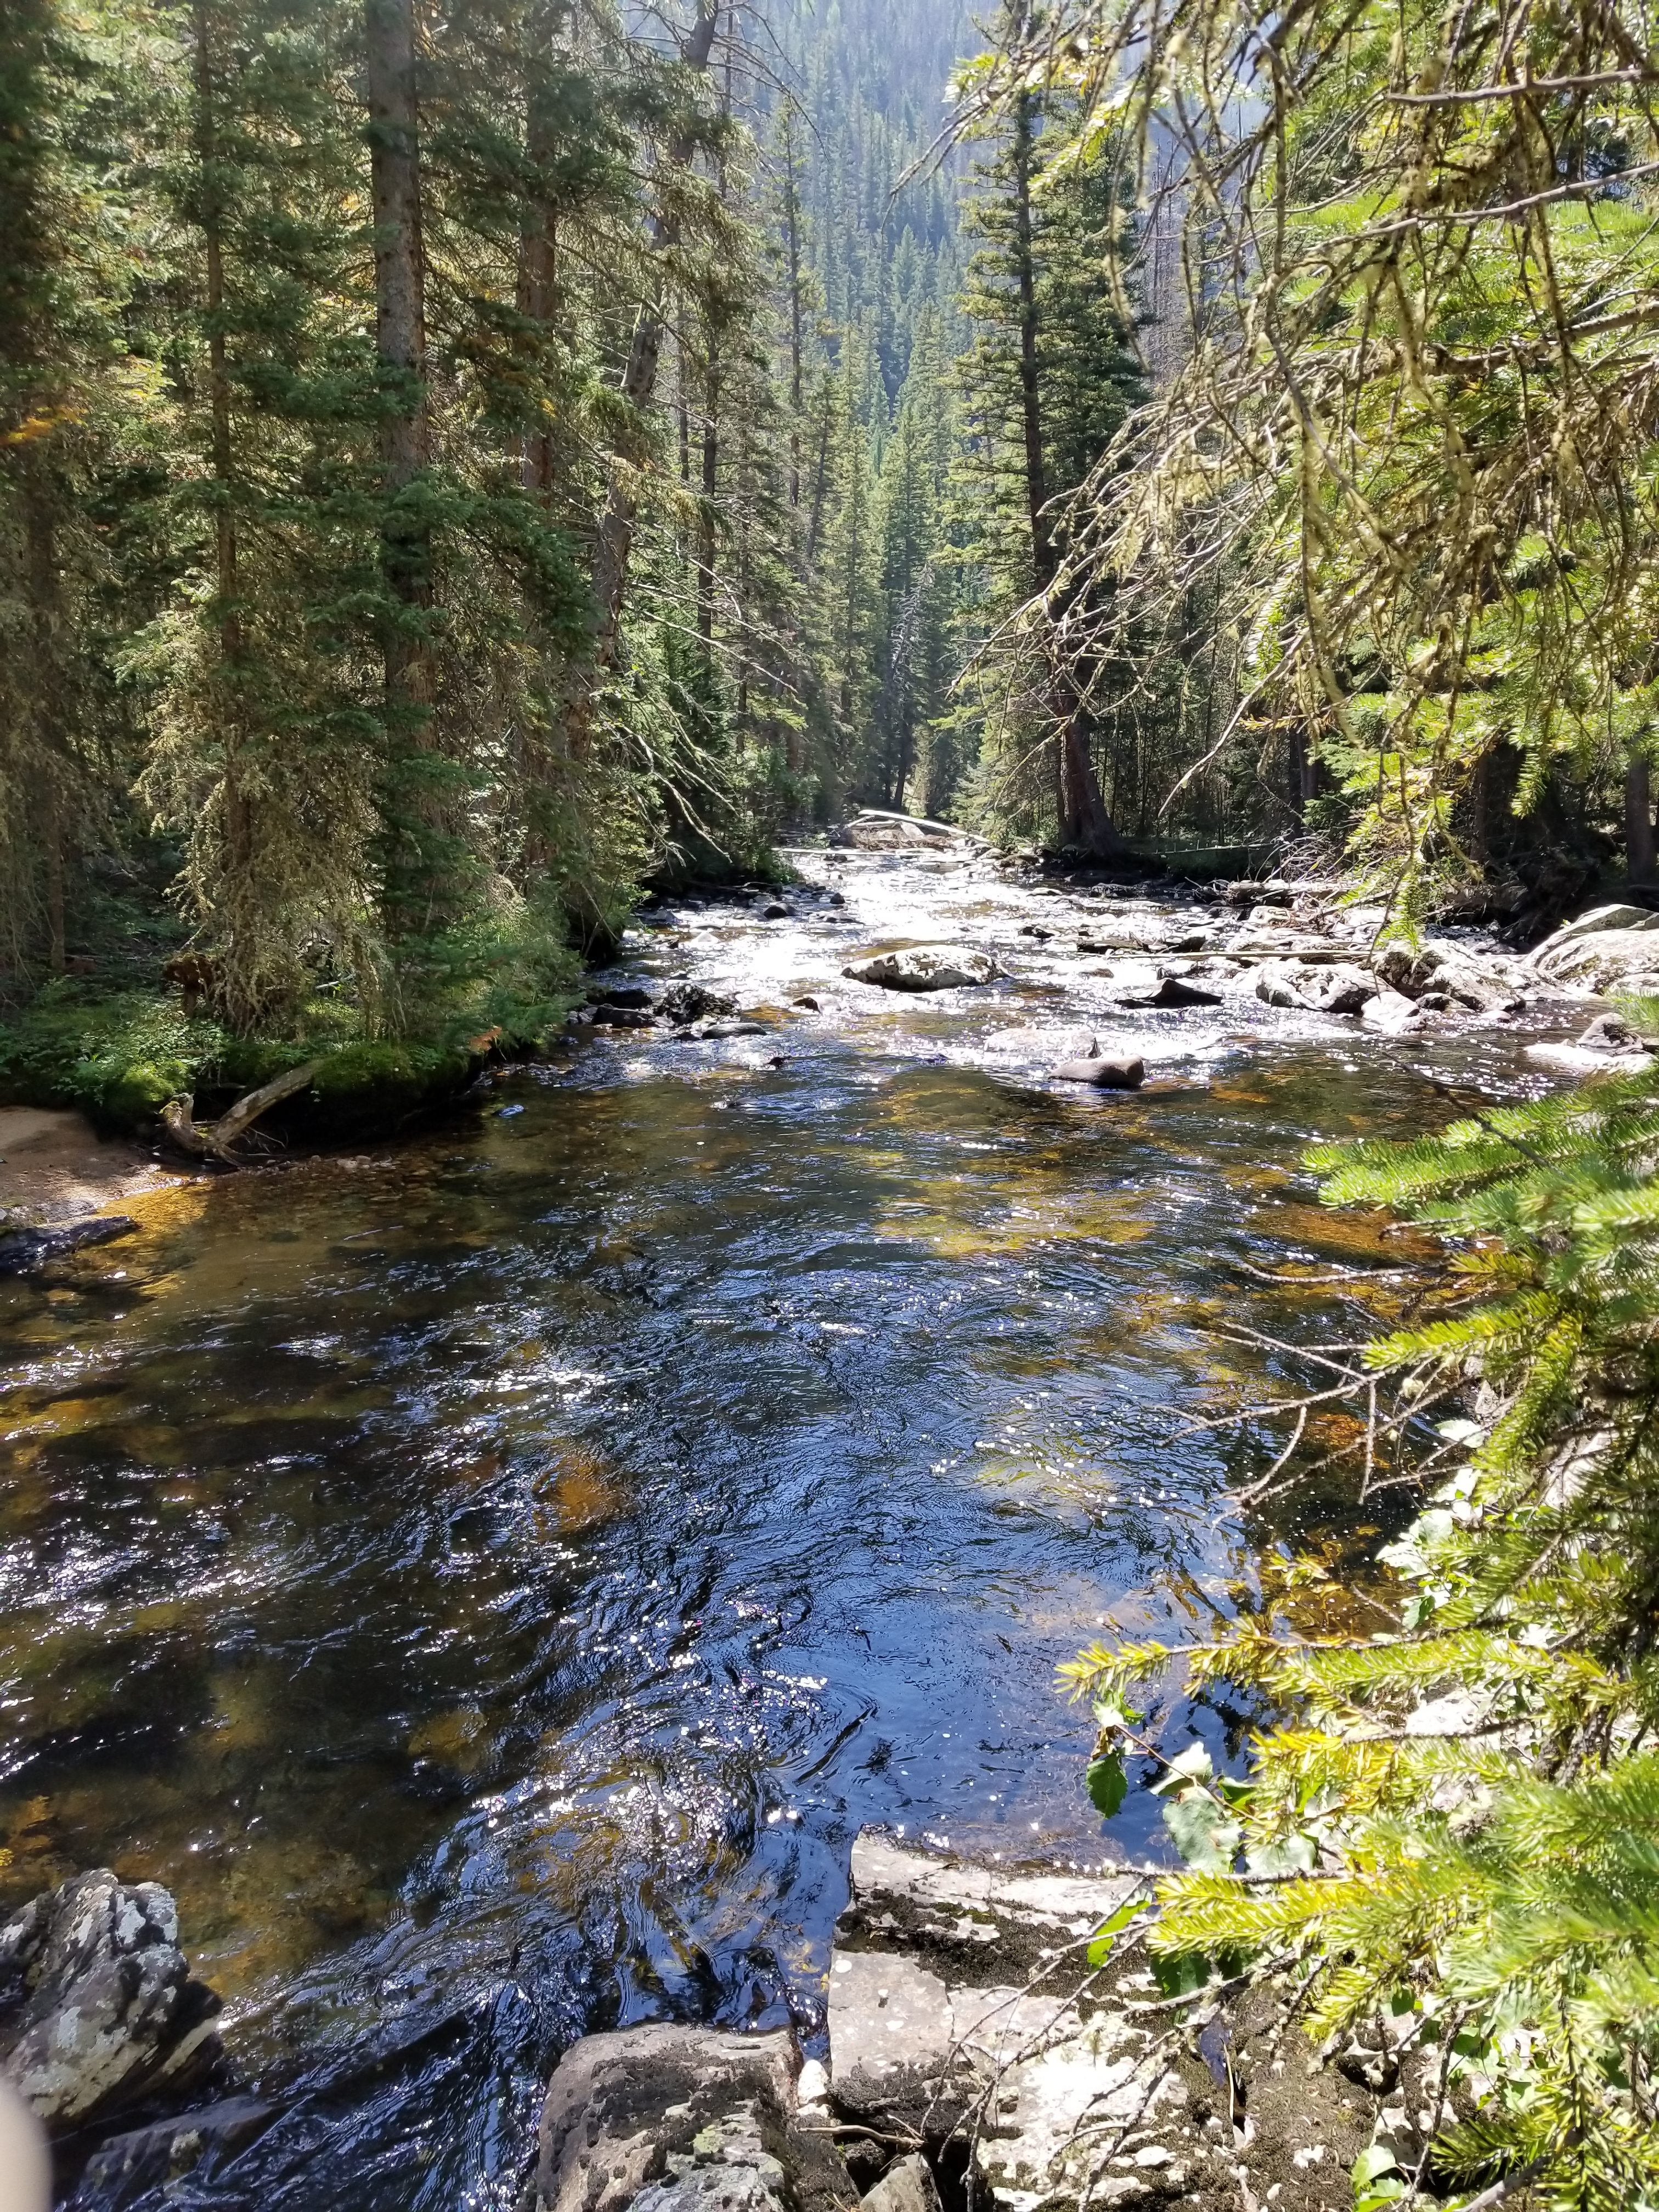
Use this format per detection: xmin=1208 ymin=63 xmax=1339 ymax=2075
xmin=1008 ymin=84 xmax=1121 ymax=857
xmin=588 ymin=1 xmax=720 ymax=684
xmin=1287 ymin=726 xmax=1320 ymax=820
xmin=697 ymin=351 xmax=718 ymax=652
xmin=21 ymin=457 xmax=67 ymax=972
xmin=782 ymin=101 xmax=804 ymax=510
xmin=366 ymin=0 xmax=431 ymax=721
xmin=1628 ymin=755 xmax=1655 ymax=884
xmin=194 ymin=0 xmax=252 ymax=882
xmin=518 ymin=106 xmax=558 ymax=502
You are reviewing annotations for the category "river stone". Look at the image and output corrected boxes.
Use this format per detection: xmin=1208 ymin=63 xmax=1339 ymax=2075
xmin=1050 ymin=1056 xmax=1145 ymax=1089
xmin=72 ymin=2095 xmax=276 ymax=2200
xmin=859 ymin=2152 xmax=941 ymax=2212
xmin=845 ymin=812 xmax=955 ymax=851
xmin=1256 ymin=961 xmax=1376 ymax=1015
xmin=532 ymin=2024 xmax=850 ymax=2212
xmin=1528 ymin=924 xmax=1659 ymax=995
xmin=1113 ymin=973 xmax=1223 ymax=1009
xmin=985 ymin=1025 xmax=1099 ymax=1063
xmin=1360 ymin=987 xmax=1424 ymax=1036
xmin=843 ymin=947 xmax=999 ymax=991
xmin=0 ymin=1870 xmax=222 ymax=2130
xmin=826 ymin=1836 xmax=1187 ymax=2212
xmin=1530 ymin=902 xmax=1659 ymax=959
xmin=1525 ymin=1041 xmax=1655 ymax=1075
xmin=0 ymin=1215 xmax=138 ymax=1279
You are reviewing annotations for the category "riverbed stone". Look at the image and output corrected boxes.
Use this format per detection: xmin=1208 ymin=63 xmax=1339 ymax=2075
xmin=0 ymin=1870 xmax=222 ymax=2131
xmin=1360 ymin=986 xmax=1425 ymax=1035
xmin=843 ymin=947 xmax=1000 ymax=991
xmin=1256 ymin=961 xmax=1376 ymax=1015
xmin=533 ymin=2024 xmax=853 ymax=2212
xmin=71 ymin=2095 xmax=276 ymax=2201
xmin=826 ymin=1836 xmax=1188 ymax=2212
xmin=1050 ymin=1057 xmax=1146 ymax=1089
xmin=1113 ymin=973 xmax=1223 ymax=1009
xmin=859 ymin=2152 xmax=940 ymax=2212
xmin=1528 ymin=919 xmax=1659 ymax=995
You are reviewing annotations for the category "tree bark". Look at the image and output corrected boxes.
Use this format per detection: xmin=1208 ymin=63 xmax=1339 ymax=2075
xmin=366 ymin=0 xmax=431 ymax=720
xmin=1628 ymin=755 xmax=1655 ymax=884
xmin=697 ymin=350 xmax=718 ymax=651
xmin=21 ymin=457 xmax=68 ymax=971
xmin=1007 ymin=83 xmax=1121 ymax=857
xmin=193 ymin=0 xmax=253 ymax=883
xmin=781 ymin=100 xmax=805 ymax=510
xmin=588 ymin=1 xmax=720 ymax=685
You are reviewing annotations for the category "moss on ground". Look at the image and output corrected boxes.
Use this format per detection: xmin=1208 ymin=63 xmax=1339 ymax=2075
xmin=0 ymin=981 xmax=569 ymax=1142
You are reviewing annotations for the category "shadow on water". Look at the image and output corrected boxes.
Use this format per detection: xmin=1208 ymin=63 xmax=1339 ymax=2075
xmin=0 ymin=855 xmax=1550 ymax=2208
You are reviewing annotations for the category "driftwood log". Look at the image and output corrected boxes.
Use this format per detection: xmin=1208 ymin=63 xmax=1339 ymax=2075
xmin=161 ymin=1060 xmax=321 ymax=1165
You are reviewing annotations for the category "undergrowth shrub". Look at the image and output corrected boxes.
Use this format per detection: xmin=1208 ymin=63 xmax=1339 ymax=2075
xmin=1071 ymin=1058 xmax=1659 ymax=2210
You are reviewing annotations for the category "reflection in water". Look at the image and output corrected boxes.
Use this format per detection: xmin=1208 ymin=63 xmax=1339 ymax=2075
xmin=0 ymin=852 xmax=1547 ymax=2208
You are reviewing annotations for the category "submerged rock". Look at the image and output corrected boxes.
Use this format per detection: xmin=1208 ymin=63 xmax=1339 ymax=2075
xmin=72 ymin=2094 xmax=276 ymax=2202
xmin=843 ymin=947 xmax=999 ymax=991
xmin=0 ymin=1214 xmax=137 ymax=1279
xmin=0 ymin=1871 xmax=222 ymax=2131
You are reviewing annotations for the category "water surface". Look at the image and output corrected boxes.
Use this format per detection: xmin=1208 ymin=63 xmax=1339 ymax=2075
xmin=0 ymin=850 xmax=1554 ymax=2209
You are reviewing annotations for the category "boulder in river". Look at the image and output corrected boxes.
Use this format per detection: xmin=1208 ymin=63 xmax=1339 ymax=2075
xmin=1524 ymin=1010 xmax=1655 ymax=1076
xmin=657 ymin=983 xmax=738 ymax=1024
xmin=843 ymin=947 xmax=999 ymax=991
xmin=0 ymin=1215 xmax=137 ymax=1279
xmin=828 ymin=1833 xmax=1197 ymax=2209
xmin=844 ymin=811 xmax=957 ymax=851
xmin=1361 ymin=987 xmax=1426 ymax=1036
xmin=1113 ymin=973 xmax=1223 ymax=1009
xmin=1526 ymin=903 xmax=1659 ymax=995
xmin=1373 ymin=941 xmax=1523 ymax=1013
xmin=1050 ymin=1054 xmax=1146 ymax=1089
xmin=1256 ymin=960 xmax=1376 ymax=1015
xmin=1 ymin=1870 xmax=222 ymax=2131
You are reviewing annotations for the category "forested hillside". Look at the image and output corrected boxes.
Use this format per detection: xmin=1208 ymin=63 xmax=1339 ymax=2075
xmin=5 ymin=0 xmax=1659 ymax=1085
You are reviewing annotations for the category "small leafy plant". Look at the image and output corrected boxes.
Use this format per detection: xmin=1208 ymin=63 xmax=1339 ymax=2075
xmin=1068 ymin=1061 xmax=1659 ymax=2210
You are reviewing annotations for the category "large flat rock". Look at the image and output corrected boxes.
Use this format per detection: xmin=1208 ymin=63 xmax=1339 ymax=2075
xmin=826 ymin=1835 xmax=1195 ymax=2212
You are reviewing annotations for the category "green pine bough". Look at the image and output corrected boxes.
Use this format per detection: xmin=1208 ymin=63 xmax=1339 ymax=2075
xmin=1069 ymin=1040 xmax=1659 ymax=2211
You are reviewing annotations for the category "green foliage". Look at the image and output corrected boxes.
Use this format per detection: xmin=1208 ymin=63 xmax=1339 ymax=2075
xmin=1066 ymin=1060 xmax=1659 ymax=2208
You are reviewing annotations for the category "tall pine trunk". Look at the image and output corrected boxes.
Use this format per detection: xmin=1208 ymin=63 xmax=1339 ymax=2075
xmin=193 ymin=0 xmax=253 ymax=895
xmin=1628 ymin=757 xmax=1655 ymax=884
xmin=366 ymin=0 xmax=430 ymax=727
xmin=587 ymin=1 xmax=719 ymax=689
xmin=1008 ymin=86 xmax=1121 ymax=858
xmin=697 ymin=349 xmax=718 ymax=654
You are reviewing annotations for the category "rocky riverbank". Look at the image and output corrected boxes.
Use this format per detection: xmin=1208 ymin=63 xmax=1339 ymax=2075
xmin=521 ymin=1831 xmax=1378 ymax=2212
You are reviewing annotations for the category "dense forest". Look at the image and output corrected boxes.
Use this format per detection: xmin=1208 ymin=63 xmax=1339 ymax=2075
xmin=0 ymin=0 xmax=1250 ymax=1108
xmin=8 ymin=2 xmax=1659 ymax=2207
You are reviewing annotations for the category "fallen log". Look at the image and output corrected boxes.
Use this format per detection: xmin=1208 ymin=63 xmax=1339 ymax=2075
xmin=161 ymin=1060 xmax=321 ymax=1165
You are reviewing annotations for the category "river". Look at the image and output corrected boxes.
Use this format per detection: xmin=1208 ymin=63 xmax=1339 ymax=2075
xmin=0 ymin=846 xmax=1553 ymax=2209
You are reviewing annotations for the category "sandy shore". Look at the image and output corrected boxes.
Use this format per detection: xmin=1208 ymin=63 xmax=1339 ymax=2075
xmin=0 ymin=1106 xmax=191 ymax=1225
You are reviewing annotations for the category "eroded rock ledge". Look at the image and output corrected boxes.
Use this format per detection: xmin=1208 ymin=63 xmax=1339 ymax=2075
xmin=527 ymin=1832 xmax=1384 ymax=2212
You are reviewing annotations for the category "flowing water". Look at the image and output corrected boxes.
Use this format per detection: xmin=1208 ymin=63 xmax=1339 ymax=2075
xmin=0 ymin=849 xmax=1558 ymax=2209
